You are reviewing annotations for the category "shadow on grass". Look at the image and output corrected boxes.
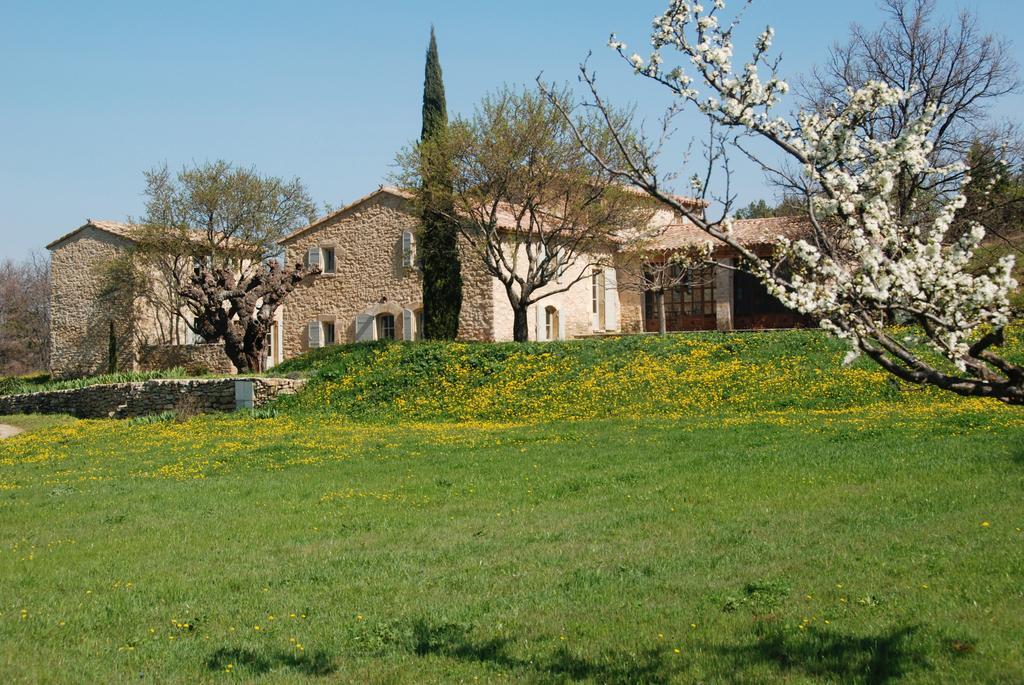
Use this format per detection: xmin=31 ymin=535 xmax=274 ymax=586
xmin=407 ymin=618 xmax=680 ymax=684
xmin=715 ymin=623 xmax=928 ymax=684
xmin=206 ymin=647 xmax=335 ymax=676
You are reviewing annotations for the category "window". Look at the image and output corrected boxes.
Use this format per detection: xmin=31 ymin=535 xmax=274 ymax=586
xmin=545 ymin=306 xmax=559 ymax=341
xmin=377 ymin=314 xmax=395 ymax=340
xmin=321 ymin=247 xmax=336 ymax=274
xmin=306 ymin=246 xmax=321 ymax=270
xmin=681 ymin=266 xmax=715 ymax=316
xmin=416 ymin=309 xmax=424 ymax=340
xmin=307 ymin=320 xmax=333 ymax=348
xmin=592 ymin=269 xmax=606 ymax=330
xmin=654 ymin=264 xmax=715 ymax=323
xmin=402 ymin=231 xmax=416 ymax=268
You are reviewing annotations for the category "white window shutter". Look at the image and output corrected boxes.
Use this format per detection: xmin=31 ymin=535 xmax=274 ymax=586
xmin=535 ymin=305 xmax=546 ymax=342
xmin=355 ymin=314 xmax=376 ymax=342
xmin=605 ymin=267 xmax=619 ymax=331
xmin=557 ymin=310 xmax=566 ymax=341
xmin=591 ymin=273 xmax=601 ymax=331
xmin=307 ymin=321 xmax=322 ymax=348
xmin=556 ymin=247 xmax=566 ymax=272
xmin=402 ymin=308 xmax=415 ymax=341
xmin=402 ymin=231 xmax=415 ymax=268
xmin=307 ymin=246 xmax=321 ymax=269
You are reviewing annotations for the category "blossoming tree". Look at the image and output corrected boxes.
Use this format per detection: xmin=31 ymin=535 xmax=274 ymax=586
xmin=550 ymin=0 xmax=1021 ymax=404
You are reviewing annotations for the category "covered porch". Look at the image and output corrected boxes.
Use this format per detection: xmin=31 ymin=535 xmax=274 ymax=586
xmin=641 ymin=259 xmax=810 ymax=333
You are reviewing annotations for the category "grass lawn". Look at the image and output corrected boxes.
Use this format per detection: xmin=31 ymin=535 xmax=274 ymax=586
xmin=1 ymin=398 xmax=1022 ymax=683
xmin=0 ymin=414 xmax=76 ymax=434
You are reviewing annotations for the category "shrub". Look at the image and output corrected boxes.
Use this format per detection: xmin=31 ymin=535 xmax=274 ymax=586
xmin=271 ymin=328 xmax=1022 ymax=423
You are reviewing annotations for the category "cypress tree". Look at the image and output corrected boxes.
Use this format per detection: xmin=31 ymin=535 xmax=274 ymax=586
xmin=419 ymin=26 xmax=462 ymax=340
xmin=107 ymin=320 xmax=118 ymax=374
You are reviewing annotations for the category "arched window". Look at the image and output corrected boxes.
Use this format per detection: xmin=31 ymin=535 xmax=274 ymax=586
xmin=377 ymin=313 xmax=396 ymax=340
xmin=545 ymin=305 xmax=560 ymax=341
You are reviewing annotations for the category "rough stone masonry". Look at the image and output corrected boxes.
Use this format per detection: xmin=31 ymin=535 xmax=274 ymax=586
xmin=0 ymin=378 xmax=305 ymax=420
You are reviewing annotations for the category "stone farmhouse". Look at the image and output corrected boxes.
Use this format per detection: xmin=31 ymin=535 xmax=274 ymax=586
xmin=46 ymin=184 xmax=807 ymax=378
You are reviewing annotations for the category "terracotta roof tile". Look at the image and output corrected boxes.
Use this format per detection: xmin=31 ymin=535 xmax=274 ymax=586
xmin=646 ymin=212 xmax=810 ymax=251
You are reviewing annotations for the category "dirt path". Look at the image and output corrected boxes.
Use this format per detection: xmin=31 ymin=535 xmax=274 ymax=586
xmin=0 ymin=424 xmax=24 ymax=439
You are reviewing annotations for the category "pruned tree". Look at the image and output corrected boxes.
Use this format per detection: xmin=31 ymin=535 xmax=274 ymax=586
xmin=0 ymin=253 xmax=50 ymax=376
xmin=179 ymin=260 xmax=313 ymax=372
xmin=399 ymin=85 xmax=651 ymax=342
xmin=136 ymin=161 xmax=320 ymax=372
xmin=550 ymin=0 xmax=1021 ymax=404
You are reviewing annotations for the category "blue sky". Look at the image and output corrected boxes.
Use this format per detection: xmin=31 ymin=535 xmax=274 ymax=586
xmin=2 ymin=0 xmax=1022 ymax=261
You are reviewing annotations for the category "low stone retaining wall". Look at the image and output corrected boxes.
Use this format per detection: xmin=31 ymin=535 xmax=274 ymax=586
xmin=0 ymin=378 xmax=305 ymax=419
xmin=138 ymin=344 xmax=237 ymax=375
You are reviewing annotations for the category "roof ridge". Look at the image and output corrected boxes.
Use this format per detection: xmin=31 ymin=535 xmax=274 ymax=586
xmin=46 ymin=219 xmax=139 ymax=250
xmin=278 ymin=185 xmax=414 ymax=245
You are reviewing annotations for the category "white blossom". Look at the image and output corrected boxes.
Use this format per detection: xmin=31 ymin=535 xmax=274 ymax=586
xmin=610 ymin=0 xmax=1019 ymax=385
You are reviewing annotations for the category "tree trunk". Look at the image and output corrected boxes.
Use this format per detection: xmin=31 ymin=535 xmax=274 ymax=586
xmin=513 ymin=306 xmax=529 ymax=342
xmin=243 ymin=350 xmax=262 ymax=374
xmin=223 ymin=337 xmax=252 ymax=374
xmin=657 ymin=291 xmax=667 ymax=336
xmin=249 ymin=335 xmax=267 ymax=374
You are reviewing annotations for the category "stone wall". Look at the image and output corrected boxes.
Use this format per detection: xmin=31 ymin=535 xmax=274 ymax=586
xmin=618 ymin=285 xmax=645 ymax=334
xmin=0 ymin=378 xmax=304 ymax=419
xmin=49 ymin=228 xmax=138 ymax=378
xmin=138 ymin=344 xmax=237 ymax=375
xmin=490 ymin=245 xmax=623 ymax=342
xmin=281 ymin=190 xmax=494 ymax=356
xmin=454 ymin=236 xmax=496 ymax=341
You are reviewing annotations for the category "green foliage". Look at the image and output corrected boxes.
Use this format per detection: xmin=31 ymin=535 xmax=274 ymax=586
xmin=127 ymin=411 xmax=176 ymax=426
xmin=139 ymin=160 xmax=318 ymax=262
xmin=734 ymin=199 xmax=775 ymax=219
xmin=419 ymin=26 xmax=463 ymax=340
xmin=733 ymin=196 xmax=805 ymax=219
xmin=107 ymin=320 xmax=118 ymax=375
xmin=273 ymin=328 xmax=1023 ymax=422
xmin=402 ymin=83 xmax=651 ymax=342
xmin=238 ymin=406 xmax=279 ymax=420
xmin=0 ymin=368 xmax=190 ymax=396
xmin=420 ymin=26 xmax=447 ymax=142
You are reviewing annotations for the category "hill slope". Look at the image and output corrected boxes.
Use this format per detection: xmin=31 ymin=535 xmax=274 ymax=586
xmin=274 ymin=328 xmax=1023 ymax=422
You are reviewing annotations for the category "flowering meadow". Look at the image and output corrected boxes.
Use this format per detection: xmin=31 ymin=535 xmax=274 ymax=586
xmin=1 ymin=329 xmax=1023 ymax=682
xmin=276 ymin=328 xmax=1024 ymax=423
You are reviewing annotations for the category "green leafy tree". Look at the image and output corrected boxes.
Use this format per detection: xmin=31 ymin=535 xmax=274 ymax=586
xmin=418 ymin=26 xmax=463 ymax=340
xmin=733 ymin=199 xmax=773 ymax=220
xmin=400 ymin=85 xmax=650 ymax=342
xmin=959 ymin=141 xmax=1024 ymax=309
